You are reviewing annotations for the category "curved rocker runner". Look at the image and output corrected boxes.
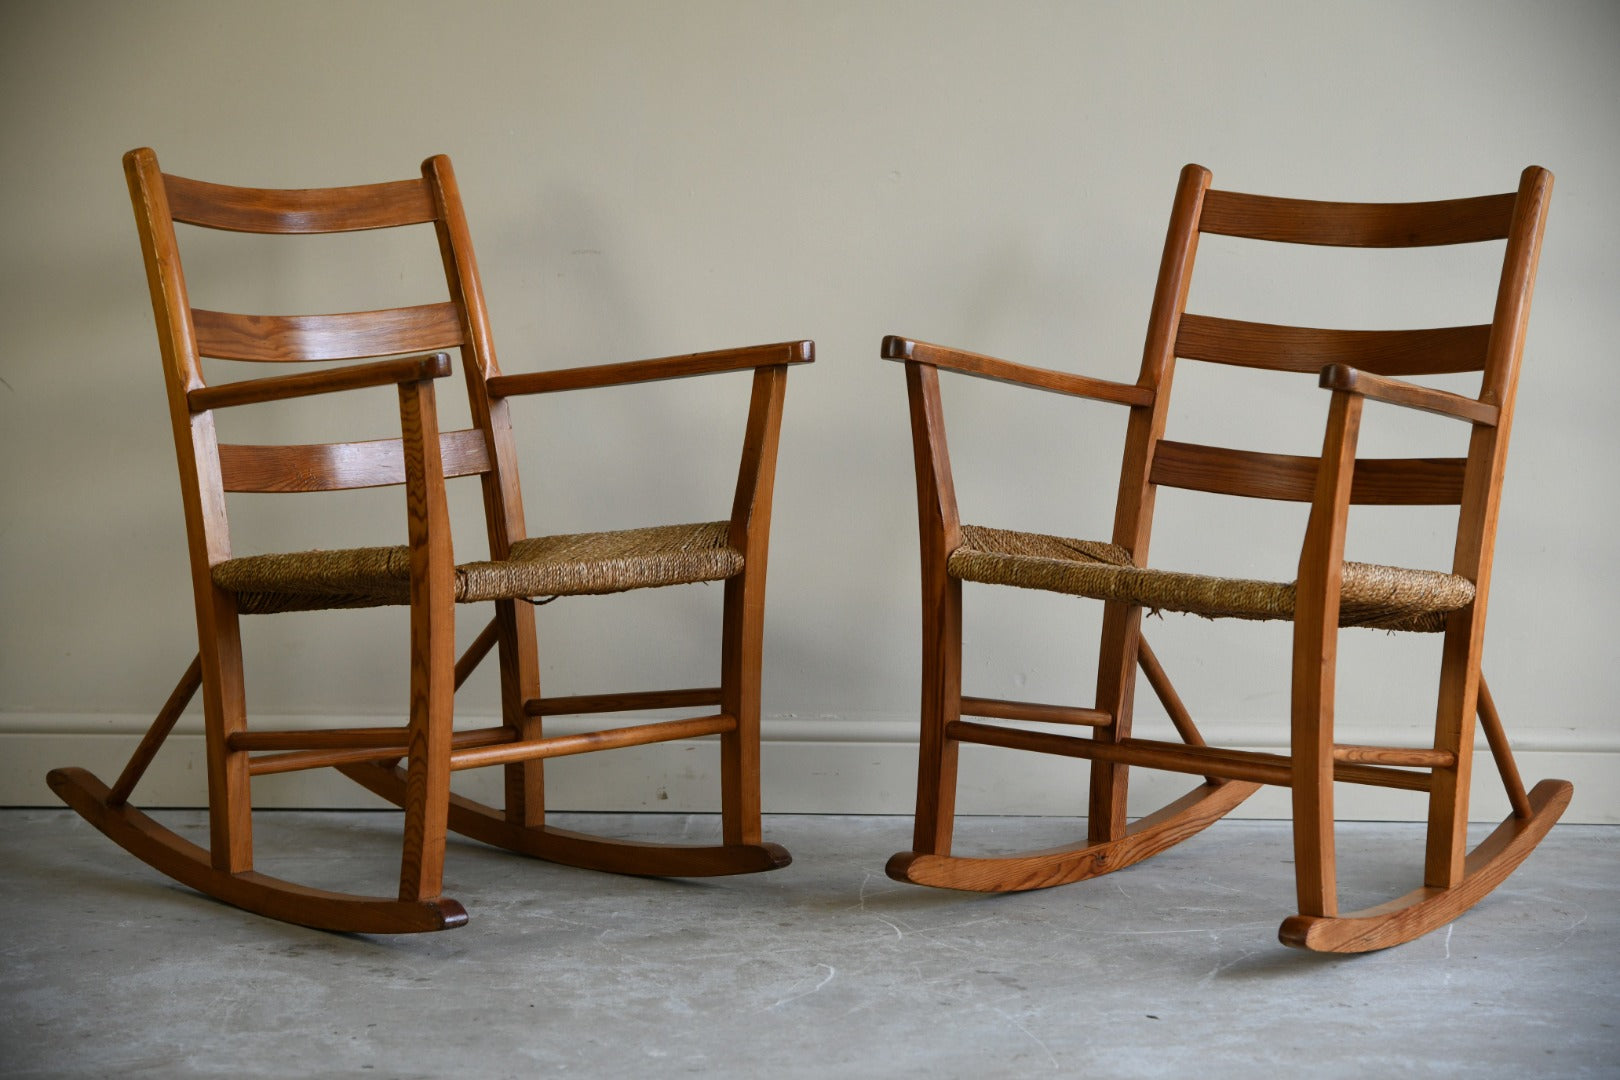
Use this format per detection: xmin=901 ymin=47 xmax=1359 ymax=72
xmin=49 ymin=148 xmax=810 ymax=933
xmin=881 ymin=163 xmax=1569 ymax=953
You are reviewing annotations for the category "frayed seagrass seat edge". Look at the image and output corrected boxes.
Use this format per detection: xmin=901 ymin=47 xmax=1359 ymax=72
xmin=947 ymin=523 xmax=1475 ymax=633
xmin=213 ymin=520 xmax=743 ymax=616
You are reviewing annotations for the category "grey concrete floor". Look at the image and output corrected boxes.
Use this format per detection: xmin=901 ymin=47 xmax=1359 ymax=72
xmin=1 ymin=809 xmax=1614 ymax=1079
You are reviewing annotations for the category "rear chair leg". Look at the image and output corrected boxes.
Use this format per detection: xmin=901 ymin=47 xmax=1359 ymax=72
xmin=1089 ymin=603 xmax=1142 ymax=844
xmin=495 ymin=599 xmax=545 ymax=829
xmin=1424 ymin=623 xmax=1481 ymax=889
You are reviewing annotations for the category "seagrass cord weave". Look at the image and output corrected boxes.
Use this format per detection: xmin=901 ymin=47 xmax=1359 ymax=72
xmin=881 ymin=162 xmax=1569 ymax=955
xmin=217 ymin=521 xmax=743 ymax=615
xmin=949 ymin=524 xmax=1474 ymax=633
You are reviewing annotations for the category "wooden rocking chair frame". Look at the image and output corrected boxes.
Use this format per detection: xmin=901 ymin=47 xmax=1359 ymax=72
xmin=882 ymin=164 xmax=1569 ymax=953
xmin=48 ymin=149 xmax=810 ymax=933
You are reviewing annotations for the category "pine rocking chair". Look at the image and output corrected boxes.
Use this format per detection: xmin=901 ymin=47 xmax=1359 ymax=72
xmin=882 ymin=164 xmax=1568 ymax=952
xmin=47 ymin=148 xmax=810 ymax=933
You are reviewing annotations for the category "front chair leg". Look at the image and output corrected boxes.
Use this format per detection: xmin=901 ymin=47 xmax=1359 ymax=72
xmin=720 ymin=571 xmax=765 ymax=846
xmin=911 ymin=571 xmax=962 ymax=856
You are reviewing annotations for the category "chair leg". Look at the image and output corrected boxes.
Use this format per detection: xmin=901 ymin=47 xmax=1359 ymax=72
xmin=1289 ymin=604 xmax=1340 ymax=920
xmin=199 ymin=601 xmax=255 ymax=875
xmin=720 ymin=570 xmax=765 ymax=846
xmin=1424 ymin=623 xmax=1481 ymax=888
xmin=908 ymin=563 xmax=962 ymax=858
xmin=394 ymin=378 xmax=456 ymax=904
xmin=48 ymin=639 xmax=469 ymax=933
xmin=495 ymin=599 xmax=545 ymax=829
xmin=1089 ymin=604 xmax=1142 ymax=844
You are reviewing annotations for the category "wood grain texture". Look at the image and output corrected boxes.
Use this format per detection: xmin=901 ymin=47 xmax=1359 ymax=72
xmin=887 ymin=779 xmax=1259 ymax=892
xmin=192 ymin=303 xmax=463 ymax=362
xmin=878 ymin=162 xmax=1562 ymax=952
xmin=487 ymin=340 xmax=812 ymax=397
xmin=1476 ymin=675 xmax=1531 ymax=820
xmin=1149 ymin=440 xmax=1466 ymax=505
xmin=882 ymin=335 xmax=1153 ymax=407
xmin=188 ymin=352 xmax=450 ymax=412
xmin=219 ymin=428 xmax=490 ymax=492
xmin=1331 ymin=744 xmax=1455 ymax=768
xmin=1175 ymin=315 xmax=1491 ymax=376
xmin=1200 ymin=188 xmax=1516 ymax=246
xmin=124 ymin=149 xmax=255 ymax=876
xmin=1281 ymin=779 xmax=1570 ymax=952
xmin=421 ymin=154 xmax=547 ymax=830
xmin=108 ymin=655 xmax=202 ymax=806
xmin=448 ymin=715 xmax=734 ymax=771
xmin=946 ymin=721 xmax=1433 ymax=793
xmin=1288 ymin=390 xmax=1364 ymax=918
xmin=904 ymin=361 xmax=964 ymax=855
xmin=47 ymin=768 xmax=466 ymax=933
xmin=163 ymin=172 xmax=437 ymax=233
xmin=1136 ymin=635 xmax=1209 ymax=771
xmin=394 ymin=375 xmax=456 ymax=904
xmin=1319 ymin=364 xmax=1499 ymax=425
xmin=1090 ymin=163 xmax=1212 ymax=844
xmin=339 ymin=762 xmax=792 ymax=877
xmin=1425 ymin=167 xmax=1554 ymax=890
xmin=959 ymin=696 xmax=1111 ymax=727
xmin=721 ymin=365 xmax=791 ymax=847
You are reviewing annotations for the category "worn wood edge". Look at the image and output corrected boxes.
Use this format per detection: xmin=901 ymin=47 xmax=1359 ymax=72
xmin=188 ymin=352 xmax=451 ymax=412
xmin=879 ymin=335 xmax=1153 ymax=407
xmin=1278 ymin=778 xmax=1571 ymax=953
xmin=161 ymin=171 xmax=437 ymax=234
xmin=338 ymin=762 xmax=792 ymax=877
xmin=487 ymin=340 xmax=812 ymax=397
xmin=1319 ymin=363 xmax=1499 ymax=426
xmin=885 ymin=779 xmax=1259 ymax=892
xmin=45 ymin=767 xmax=467 ymax=933
xmin=1199 ymin=188 xmax=1516 ymax=247
xmin=192 ymin=303 xmax=464 ymax=363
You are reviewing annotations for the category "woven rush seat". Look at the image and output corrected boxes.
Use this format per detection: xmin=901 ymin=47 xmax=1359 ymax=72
xmin=948 ymin=524 xmax=1474 ymax=633
xmin=215 ymin=521 xmax=743 ymax=615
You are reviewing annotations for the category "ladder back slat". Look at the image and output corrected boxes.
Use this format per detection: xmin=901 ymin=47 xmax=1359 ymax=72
xmin=219 ymin=428 xmax=491 ymax=492
xmin=1175 ymin=315 xmax=1492 ymax=376
xmin=1199 ymin=189 xmax=1517 ymax=247
xmin=192 ymin=303 xmax=464 ymax=362
xmin=163 ymin=173 xmax=438 ymax=233
xmin=1150 ymin=440 xmax=1467 ymax=505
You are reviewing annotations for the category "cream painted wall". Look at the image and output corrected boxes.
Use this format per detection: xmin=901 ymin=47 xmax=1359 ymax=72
xmin=2 ymin=1 xmax=1616 ymax=820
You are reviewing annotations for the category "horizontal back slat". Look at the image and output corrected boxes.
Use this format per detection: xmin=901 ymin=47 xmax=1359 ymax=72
xmin=219 ymin=428 xmax=491 ymax=492
xmin=1199 ymin=188 xmax=1517 ymax=247
xmin=1150 ymin=440 xmax=1466 ymax=505
xmin=192 ymin=303 xmax=464 ymax=362
xmin=164 ymin=173 xmax=437 ymax=233
xmin=1175 ymin=315 xmax=1491 ymax=376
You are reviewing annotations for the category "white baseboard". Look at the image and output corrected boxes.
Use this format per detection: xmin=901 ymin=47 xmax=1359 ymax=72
xmin=4 ymin=713 xmax=1615 ymax=823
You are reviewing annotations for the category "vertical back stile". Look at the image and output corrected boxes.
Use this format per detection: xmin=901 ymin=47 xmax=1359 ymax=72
xmin=1088 ymin=163 xmax=1211 ymax=844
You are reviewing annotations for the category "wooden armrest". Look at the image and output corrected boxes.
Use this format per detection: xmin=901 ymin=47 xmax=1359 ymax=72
xmin=486 ymin=340 xmax=813 ymax=397
xmin=188 ymin=353 xmax=451 ymax=412
xmin=882 ymin=335 xmax=1153 ymax=407
xmin=1318 ymin=363 xmax=1499 ymax=426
